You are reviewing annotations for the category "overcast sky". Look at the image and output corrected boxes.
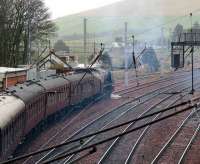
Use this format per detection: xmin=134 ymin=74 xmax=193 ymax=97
xmin=44 ymin=0 xmax=122 ymax=19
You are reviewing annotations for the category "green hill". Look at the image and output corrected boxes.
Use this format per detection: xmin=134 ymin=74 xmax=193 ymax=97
xmin=54 ymin=0 xmax=200 ymax=42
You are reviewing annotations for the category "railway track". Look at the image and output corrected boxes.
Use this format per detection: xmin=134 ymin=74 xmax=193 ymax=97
xmin=11 ymin=69 xmax=200 ymax=163
xmin=113 ymin=69 xmax=190 ymax=87
xmin=180 ymin=117 xmax=200 ymax=164
xmin=61 ymin=80 xmax=200 ymax=164
xmin=96 ymin=90 xmax=193 ymax=164
xmin=151 ymin=107 xmax=200 ymax=164
xmin=126 ymin=99 xmax=200 ymax=162
xmin=113 ymin=69 xmax=183 ymax=88
xmin=27 ymin=71 xmax=200 ymax=163
xmin=113 ymin=71 xmax=162 ymax=88
xmin=16 ymin=91 xmax=118 ymax=163
xmin=114 ymin=69 xmax=193 ymax=95
xmin=123 ymin=95 xmax=200 ymax=164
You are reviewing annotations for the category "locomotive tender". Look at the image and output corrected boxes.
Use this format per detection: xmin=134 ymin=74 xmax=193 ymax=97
xmin=0 ymin=68 xmax=112 ymax=160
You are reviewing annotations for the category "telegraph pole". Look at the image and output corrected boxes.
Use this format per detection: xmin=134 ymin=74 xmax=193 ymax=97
xmin=132 ymin=35 xmax=139 ymax=86
xmin=27 ymin=0 xmax=31 ymax=65
xmin=93 ymin=33 xmax=96 ymax=56
xmin=124 ymin=22 xmax=128 ymax=86
xmin=83 ymin=18 xmax=87 ymax=67
xmin=190 ymin=12 xmax=195 ymax=94
xmin=124 ymin=22 xmax=128 ymax=46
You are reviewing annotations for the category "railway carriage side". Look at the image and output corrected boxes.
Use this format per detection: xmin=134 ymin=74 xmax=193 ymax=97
xmin=8 ymin=82 xmax=46 ymax=135
xmin=0 ymin=69 xmax=112 ymax=161
xmin=68 ymin=74 xmax=83 ymax=105
xmin=67 ymin=73 xmax=102 ymax=106
xmin=93 ymin=71 xmax=104 ymax=95
xmin=79 ymin=74 xmax=93 ymax=100
xmin=39 ymin=77 xmax=70 ymax=117
xmin=25 ymin=93 xmax=46 ymax=133
xmin=0 ymin=96 xmax=25 ymax=161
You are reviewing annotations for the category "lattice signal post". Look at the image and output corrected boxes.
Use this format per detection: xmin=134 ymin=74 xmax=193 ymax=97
xmin=171 ymin=32 xmax=200 ymax=94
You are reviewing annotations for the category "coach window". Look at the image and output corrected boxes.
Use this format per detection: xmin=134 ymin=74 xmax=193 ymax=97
xmin=53 ymin=92 xmax=55 ymax=104
xmin=4 ymin=128 xmax=6 ymax=151
xmin=0 ymin=130 xmax=2 ymax=155
xmin=35 ymin=99 xmax=40 ymax=114
xmin=5 ymin=128 xmax=7 ymax=151
xmin=40 ymin=97 xmax=42 ymax=112
xmin=7 ymin=127 xmax=10 ymax=149
xmin=14 ymin=119 xmax=17 ymax=138
xmin=62 ymin=87 xmax=65 ymax=99
xmin=2 ymin=130 xmax=4 ymax=153
xmin=36 ymin=100 xmax=38 ymax=114
xmin=80 ymin=84 xmax=83 ymax=94
xmin=19 ymin=114 xmax=21 ymax=130
xmin=49 ymin=93 xmax=52 ymax=105
xmin=63 ymin=86 xmax=65 ymax=99
xmin=35 ymin=101 xmax=38 ymax=116
xmin=19 ymin=114 xmax=22 ymax=131
xmin=60 ymin=88 xmax=62 ymax=101
xmin=77 ymin=85 xmax=80 ymax=94
xmin=72 ymin=85 xmax=75 ymax=95
xmin=37 ymin=100 xmax=40 ymax=113
xmin=57 ymin=90 xmax=60 ymax=101
xmin=73 ymin=85 xmax=76 ymax=95
xmin=57 ymin=88 xmax=60 ymax=101
xmin=47 ymin=93 xmax=50 ymax=106
xmin=33 ymin=103 xmax=35 ymax=117
xmin=54 ymin=91 xmax=56 ymax=103
xmin=7 ymin=126 xmax=9 ymax=148
xmin=29 ymin=104 xmax=31 ymax=119
xmin=35 ymin=101 xmax=38 ymax=115
xmin=61 ymin=89 xmax=63 ymax=100
xmin=8 ymin=125 xmax=12 ymax=147
xmin=66 ymin=86 xmax=69 ymax=97
xmin=57 ymin=89 xmax=60 ymax=101
xmin=31 ymin=103 xmax=34 ymax=118
xmin=37 ymin=100 xmax=39 ymax=114
xmin=28 ymin=104 xmax=31 ymax=118
xmin=48 ymin=93 xmax=50 ymax=105
xmin=63 ymin=87 xmax=65 ymax=99
xmin=10 ymin=123 xmax=13 ymax=145
xmin=38 ymin=97 xmax=42 ymax=112
xmin=30 ymin=103 xmax=33 ymax=118
xmin=59 ymin=88 xmax=62 ymax=101
xmin=7 ymin=126 xmax=10 ymax=149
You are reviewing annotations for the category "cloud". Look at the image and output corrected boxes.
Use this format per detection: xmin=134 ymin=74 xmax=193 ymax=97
xmin=44 ymin=0 xmax=122 ymax=19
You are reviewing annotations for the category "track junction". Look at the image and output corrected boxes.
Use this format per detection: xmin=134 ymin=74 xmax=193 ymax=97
xmin=3 ymin=69 xmax=200 ymax=164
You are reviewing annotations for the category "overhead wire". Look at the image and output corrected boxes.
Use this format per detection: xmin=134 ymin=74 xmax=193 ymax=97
xmin=2 ymin=9 xmax=200 ymax=164
xmin=41 ymin=101 xmax=200 ymax=164
xmin=75 ymin=43 xmax=105 ymax=88
xmin=1 ymin=97 xmax=200 ymax=164
xmin=34 ymin=8 xmax=200 ymax=163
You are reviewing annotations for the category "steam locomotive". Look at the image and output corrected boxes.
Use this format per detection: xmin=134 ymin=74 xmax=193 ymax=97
xmin=0 ymin=68 xmax=112 ymax=160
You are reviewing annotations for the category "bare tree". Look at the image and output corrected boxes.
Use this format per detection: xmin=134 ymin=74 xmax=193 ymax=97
xmin=0 ymin=0 xmax=56 ymax=67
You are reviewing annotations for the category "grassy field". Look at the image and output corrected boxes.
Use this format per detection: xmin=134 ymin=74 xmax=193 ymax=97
xmin=55 ymin=15 xmax=200 ymax=41
xmin=53 ymin=10 xmax=200 ymax=66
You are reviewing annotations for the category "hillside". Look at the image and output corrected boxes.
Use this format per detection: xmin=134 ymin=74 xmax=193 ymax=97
xmin=54 ymin=0 xmax=200 ymax=41
xmin=80 ymin=0 xmax=200 ymax=17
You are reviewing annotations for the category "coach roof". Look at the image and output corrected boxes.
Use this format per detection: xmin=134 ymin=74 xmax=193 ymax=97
xmin=7 ymin=81 xmax=44 ymax=103
xmin=0 ymin=96 xmax=25 ymax=129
